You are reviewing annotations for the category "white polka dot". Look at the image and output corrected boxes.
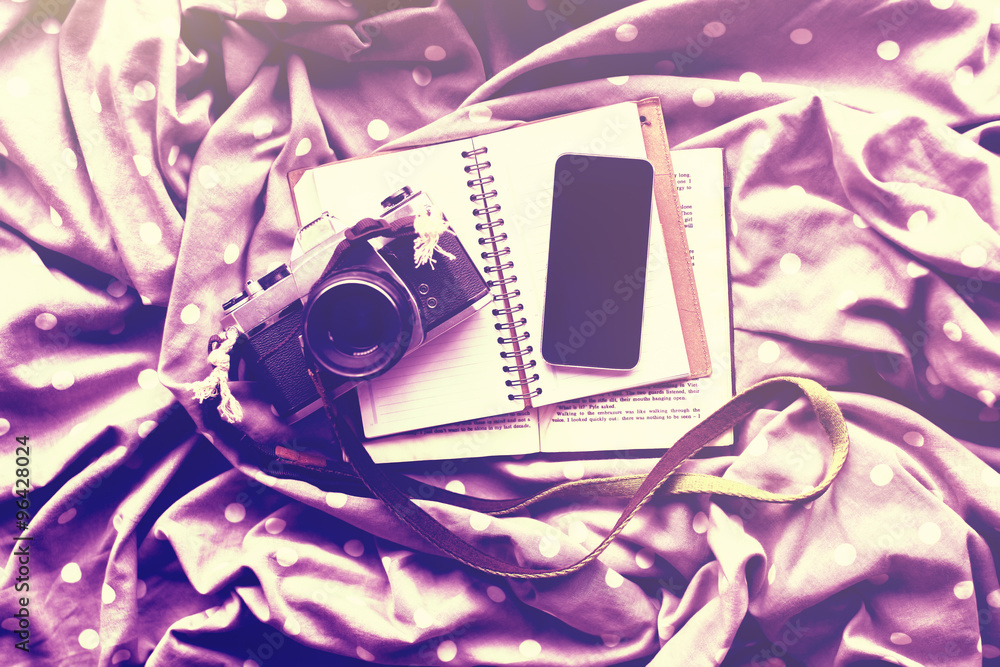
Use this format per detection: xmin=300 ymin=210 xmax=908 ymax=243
xmin=198 ymin=165 xmax=220 ymax=189
xmin=180 ymin=303 xmax=201 ymax=325
xmin=757 ymin=340 xmax=780 ymax=364
xmin=607 ymin=75 xmax=629 ymax=86
xmin=106 ymin=280 xmax=128 ymax=298
xmin=954 ymin=580 xmax=974 ymax=599
xmin=979 ymin=407 xmax=1000 ymax=422
xmin=41 ymin=17 xmax=61 ymax=34
xmin=635 ymin=548 xmax=655 ymax=569
xmin=738 ymin=72 xmax=762 ymax=85
xmin=224 ymin=503 xmax=246 ymax=523
xmin=877 ymin=40 xmax=900 ymax=61
xmin=345 ymin=539 xmax=365 ymax=557
xmin=7 ymin=77 xmax=29 ymax=98
xmin=136 ymin=580 xmax=147 ymax=598
xmin=943 ymin=321 xmax=962 ymax=342
xmin=437 ymin=639 xmax=458 ymax=662
xmin=836 ymin=290 xmax=858 ymax=310
xmin=50 ymin=207 xmax=63 ymax=227
xmin=222 ymin=243 xmax=241 ymax=265
xmin=62 ymin=148 xmax=78 ymax=170
xmin=133 ymin=155 xmax=152 ymax=177
xmin=767 ymin=564 xmax=777 ymax=585
xmin=177 ymin=46 xmax=190 ymax=67
xmin=703 ymin=21 xmax=726 ymax=38
xmin=567 ymin=520 xmax=588 ymax=543
xmin=133 ymin=80 xmax=156 ymax=101
xmin=325 ymin=492 xmax=348 ymax=508
xmin=986 ymin=645 xmax=1000 ymax=659
xmin=789 ymin=28 xmax=812 ymax=45
xmin=265 ymin=517 xmax=286 ymax=534
xmin=519 ymin=639 xmax=542 ymax=658
xmin=166 ymin=145 xmax=180 ymax=167
xmin=907 ymin=210 xmax=928 ymax=232
xmin=918 ymin=522 xmax=941 ymax=544
xmin=414 ymin=609 xmax=433 ymax=628
xmin=692 ymin=511 xmax=709 ymax=534
xmin=834 ymin=543 xmax=857 ymax=566
xmin=486 ymin=585 xmax=506 ymax=603
xmin=960 ymin=245 xmax=987 ymax=268
xmin=906 ymin=261 xmax=929 ymax=278
xmin=615 ymin=23 xmax=638 ymax=42
xmin=692 ymin=88 xmax=715 ymax=107
xmin=412 ymin=65 xmax=433 ymax=87
xmin=356 ymin=646 xmax=375 ymax=662
xmin=138 ymin=368 xmax=160 ymax=389
xmin=890 ymin=632 xmax=911 ymax=645
xmin=424 ymin=45 xmax=446 ymax=61
xmin=294 ymin=137 xmax=312 ymax=156
xmin=654 ymin=59 xmax=676 ymax=75
xmin=111 ymin=649 xmax=131 ymax=664
xmin=745 ymin=434 xmax=768 ymax=456
xmin=870 ymin=464 xmax=893 ymax=486
xmin=35 ymin=312 xmax=57 ymax=331
xmin=52 ymin=371 xmax=75 ymax=391
xmin=58 ymin=507 xmax=77 ymax=524
xmin=283 ymin=616 xmax=301 ymax=635
xmin=870 ymin=573 xmax=890 ymax=585
xmin=779 ymin=253 xmax=801 ymax=274
xmin=102 ymin=583 xmax=116 ymax=604
xmin=987 ymin=590 xmax=1000 ymax=608
xmin=931 ymin=0 xmax=954 ymax=8
xmin=563 ymin=461 xmax=585 ymax=480
xmin=978 ymin=390 xmax=997 ymax=408
xmin=445 ymin=479 xmax=466 ymax=494
xmin=539 ymin=537 xmax=560 ymax=558
xmin=61 ymin=562 xmax=83 ymax=583
xmin=469 ymin=106 xmax=492 ymax=123
xmin=605 ymin=569 xmax=625 ymax=588
xmin=276 ymin=547 xmax=299 ymax=566
xmin=139 ymin=222 xmax=162 ymax=244
xmin=852 ymin=214 xmax=868 ymax=229
xmin=113 ymin=514 xmax=124 ymax=532
xmin=78 ymin=628 xmax=100 ymax=650
xmin=265 ymin=0 xmax=287 ymax=20
xmin=138 ymin=420 xmax=157 ymax=438
xmin=251 ymin=119 xmax=273 ymax=141
xmin=469 ymin=513 xmax=491 ymax=531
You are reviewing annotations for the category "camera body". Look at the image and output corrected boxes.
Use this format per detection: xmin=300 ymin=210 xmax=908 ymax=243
xmin=221 ymin=187 xmax=491 ymax=421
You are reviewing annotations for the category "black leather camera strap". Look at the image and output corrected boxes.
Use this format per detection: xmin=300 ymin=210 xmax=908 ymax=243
xmin=317 ymin=215 xmax=417 ymax=286
xmin=294 ymin=369 xmax=850 ymax=580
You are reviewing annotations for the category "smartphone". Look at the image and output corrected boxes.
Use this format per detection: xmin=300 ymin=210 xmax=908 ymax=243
xmin=541 ymin=153 xmax=655 ymax=370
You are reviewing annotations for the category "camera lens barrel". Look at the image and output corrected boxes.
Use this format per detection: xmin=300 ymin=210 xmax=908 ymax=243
xmin=303 ymin=270 xmax=415 ymax=379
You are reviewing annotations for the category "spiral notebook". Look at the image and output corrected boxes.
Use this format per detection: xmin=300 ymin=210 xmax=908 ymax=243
xmin=289 ymin=101 xmax=724 ymax=461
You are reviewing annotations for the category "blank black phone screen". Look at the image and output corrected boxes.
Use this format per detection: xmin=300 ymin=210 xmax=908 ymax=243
xmin=541 ymin=154 xmax=654 ymax=370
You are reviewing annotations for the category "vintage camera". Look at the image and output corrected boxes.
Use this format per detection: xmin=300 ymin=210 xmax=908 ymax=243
xmin=221 ymin=187 xmax=491 ymax=421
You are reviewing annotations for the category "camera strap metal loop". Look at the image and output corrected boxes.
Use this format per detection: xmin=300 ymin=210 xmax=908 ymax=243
xmin=300 ymin=367 xmax=851 ymax=580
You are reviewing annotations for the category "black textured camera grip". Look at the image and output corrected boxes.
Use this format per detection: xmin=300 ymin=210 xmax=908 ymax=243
xmin=379 ymin=234 xmax=489 ymax=332
xmin=244 ymin=308 xmax=319 ymax=417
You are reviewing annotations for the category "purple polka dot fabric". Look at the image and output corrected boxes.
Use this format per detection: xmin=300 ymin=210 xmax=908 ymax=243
xmin=1 ymin=1 xmax=999 ymax=665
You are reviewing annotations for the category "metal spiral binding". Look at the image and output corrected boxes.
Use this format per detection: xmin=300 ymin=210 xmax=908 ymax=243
xmin=462 ymin=143 xmax=541 ymax=403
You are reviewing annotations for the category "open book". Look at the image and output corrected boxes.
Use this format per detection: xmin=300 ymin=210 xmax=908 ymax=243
xmin=290 ymin=102 xmax=731 ymax=462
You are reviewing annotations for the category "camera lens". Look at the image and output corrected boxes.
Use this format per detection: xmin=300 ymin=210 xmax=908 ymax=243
xmin=303 ymin=271 xmax=414 ymax=379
